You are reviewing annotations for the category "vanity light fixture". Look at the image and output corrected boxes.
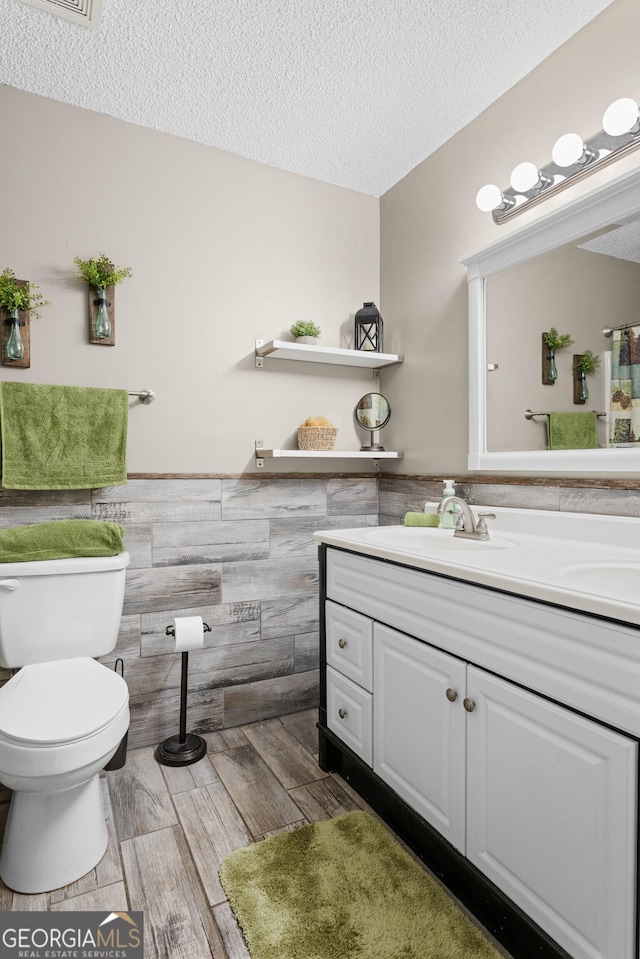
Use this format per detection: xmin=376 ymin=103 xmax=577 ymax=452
xmin=476 ymin=96 xmax=640 ymax=224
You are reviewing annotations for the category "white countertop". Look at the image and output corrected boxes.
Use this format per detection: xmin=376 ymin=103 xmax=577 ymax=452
xmin=313 ymin=505 xmax=640 ymax=627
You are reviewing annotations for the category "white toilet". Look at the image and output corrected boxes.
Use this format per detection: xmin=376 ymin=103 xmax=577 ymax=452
xmin=0 ymin=551 xmax=130 ymax=894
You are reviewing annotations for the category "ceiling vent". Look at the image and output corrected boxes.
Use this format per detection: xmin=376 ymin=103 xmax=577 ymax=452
xmin=17 ymin=0 xmax=103 ymax=29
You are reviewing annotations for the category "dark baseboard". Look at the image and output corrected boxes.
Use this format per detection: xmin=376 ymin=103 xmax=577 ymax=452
xmin=319 ymin=724 xmax=572 ymax=959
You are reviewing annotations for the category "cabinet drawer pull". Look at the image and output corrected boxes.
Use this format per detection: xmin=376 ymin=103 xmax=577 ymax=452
xmin=446 ymin=687 xmax=458 ymax=702
xmin=338 ymin=638 xmax=347 ymax=649
xmin=338 ymin=708 xmax=347 ymax=719
xmin=463 ymin=697 xmax=475 ymax=713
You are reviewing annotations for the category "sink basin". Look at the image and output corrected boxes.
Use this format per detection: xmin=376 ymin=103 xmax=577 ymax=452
xmin=557 ymin=562 xmax=640 ymax=600
xmin=365 ymin=527 xmax=517 ymax=552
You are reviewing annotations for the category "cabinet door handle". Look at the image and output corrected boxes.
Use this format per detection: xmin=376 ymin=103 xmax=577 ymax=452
xmin=338 ymin=708 xmax=347 ymax=719
xmin=338 ymin=638 xmax=347 ymax=649
xmin=463 ymin=697 xmax=475 ymax=713
xmin=446 ymin=688 xmax=458 ymax=702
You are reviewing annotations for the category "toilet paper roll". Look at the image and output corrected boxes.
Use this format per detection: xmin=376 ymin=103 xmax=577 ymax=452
xmin=172 ymin=615 xmax=205 ymax=652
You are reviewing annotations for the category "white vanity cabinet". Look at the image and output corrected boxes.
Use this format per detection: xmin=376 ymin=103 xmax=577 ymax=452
xmin=321 ymin=546 xmax=639 ymax=959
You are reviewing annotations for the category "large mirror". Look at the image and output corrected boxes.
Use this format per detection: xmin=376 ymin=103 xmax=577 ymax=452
xmin=462 ymin=166 xmax=640 ymax=472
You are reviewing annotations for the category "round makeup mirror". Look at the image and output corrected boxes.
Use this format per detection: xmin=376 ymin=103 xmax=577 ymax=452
xmin=355 ymin=393 xmax=391 ymax=451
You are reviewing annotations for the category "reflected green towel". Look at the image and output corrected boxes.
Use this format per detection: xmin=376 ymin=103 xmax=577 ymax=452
xmin=0 ymin=382 xmax=128 ymax=489
xmin=404 ymin=512 xmax=440 ymax=527
xmin=548 ymin=411 xmax=598 ymax=450
xmin=0 ymin=520 xmax=126 ymax=562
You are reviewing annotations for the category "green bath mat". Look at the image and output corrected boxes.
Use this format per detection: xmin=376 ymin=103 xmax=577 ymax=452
xmin=219 ymin=811 xmax=502 ymax=959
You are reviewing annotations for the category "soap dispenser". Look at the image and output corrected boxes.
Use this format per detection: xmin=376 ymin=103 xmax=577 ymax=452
xmin=440 ymin=480 xmax=459 ymax=530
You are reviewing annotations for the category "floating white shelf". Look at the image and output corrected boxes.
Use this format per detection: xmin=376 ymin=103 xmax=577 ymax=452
xmin=256 ymin=449 xmax=403 ymax=459
xmin=255 ymin=339 xmax=403 ymax=370
xmin=254 ymin=444 xmax=403 ymax=469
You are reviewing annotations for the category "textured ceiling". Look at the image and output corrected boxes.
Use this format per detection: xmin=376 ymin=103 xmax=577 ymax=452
xmin=0 ymin=0 xmax=613 ymax=196
xmin=580 ymin=217 xmax=640 ymax=264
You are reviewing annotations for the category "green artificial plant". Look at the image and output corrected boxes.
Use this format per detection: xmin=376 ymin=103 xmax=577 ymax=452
xmin=73 ymin=254 xmax=132 ymax=289
xmin=574 ymin=349 xmax=601 ymax=374
xmin=543 ymin=327 xmax=574 ymax=352
xmin=290 ymin=321 xmax=321 ymax=339
xmin=0 ymin=268 xmax=50 ymax=318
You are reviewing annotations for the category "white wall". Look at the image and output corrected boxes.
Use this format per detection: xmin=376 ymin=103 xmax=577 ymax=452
xmin=380 ymin=0 xmax=640 ymax=476
xmin=0 ymin=85 xmax=379 ymax=473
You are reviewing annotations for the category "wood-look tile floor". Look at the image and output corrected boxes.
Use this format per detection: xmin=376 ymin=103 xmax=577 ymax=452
xmin=0 ymin=709 xmax=510 ymax=959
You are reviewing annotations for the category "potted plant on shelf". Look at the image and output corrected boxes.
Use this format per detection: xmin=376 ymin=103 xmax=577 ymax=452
xmin=574 ymin=349 xmax=600 ymax=402
xmin=0 ymin=268 xmax=50 ymax=365
xmin=73 ymin=254 xmax=132 ymax=345
xmin=290 ymin=321 xmax=321 ymax=345
xmin=542 ymin=327 xmax=574 ymax=383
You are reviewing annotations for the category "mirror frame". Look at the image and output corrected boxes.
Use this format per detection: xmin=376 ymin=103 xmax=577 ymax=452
xmin=461 ymin=166 xmax=640 ymax=473
xmin=355 ymin=392 xmax=392 ymax=431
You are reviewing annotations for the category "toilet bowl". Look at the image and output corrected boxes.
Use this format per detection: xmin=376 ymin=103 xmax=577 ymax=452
xmin=0 ymin=657 xmax=129 ymax=893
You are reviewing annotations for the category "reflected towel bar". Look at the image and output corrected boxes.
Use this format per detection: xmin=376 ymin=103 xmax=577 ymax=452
xmin=602 ymin=321 xmax=640 ymax=337
xmin=128 ymin=390 xmax=155 ymax=404
xmin=525 ymin=409 xmax=606 ymax=420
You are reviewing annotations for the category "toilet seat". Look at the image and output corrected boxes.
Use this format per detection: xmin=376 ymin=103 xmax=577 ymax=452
xmin=0 ymin=657 xmax=128 ymax=746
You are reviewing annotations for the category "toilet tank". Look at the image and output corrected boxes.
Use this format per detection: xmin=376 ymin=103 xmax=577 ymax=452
xmin=0 ymin=552 xmax=130 ymax=668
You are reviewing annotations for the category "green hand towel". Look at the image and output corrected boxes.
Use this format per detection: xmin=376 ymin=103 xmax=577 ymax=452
xmin=0 ymin=520 xmax=126 ymax=563
xmin=0 ymin=382 xmax=128 ymax=489
xmin=547 ymin=411 xmax=598 ymax=450
xmin=404 ymin=512 xmax=440 ymax=527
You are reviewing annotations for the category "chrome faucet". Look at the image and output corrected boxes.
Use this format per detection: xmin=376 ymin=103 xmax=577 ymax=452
xmin=436 ymin=496 xmax=496 ymax=541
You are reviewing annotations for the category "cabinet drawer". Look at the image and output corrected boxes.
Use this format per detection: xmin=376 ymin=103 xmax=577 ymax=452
xmin=326 ymin=600 xmax=373 ymax=692
xmin=326 ymin=665 xmax=373 ymax=765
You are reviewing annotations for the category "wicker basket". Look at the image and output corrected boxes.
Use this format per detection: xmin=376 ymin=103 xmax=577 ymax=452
xmin=297 ymin=426 xmax=338 ymax=451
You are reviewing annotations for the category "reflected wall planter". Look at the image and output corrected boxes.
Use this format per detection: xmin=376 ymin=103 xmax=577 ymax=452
xmin=89 ymin=285 xmax=115 ymax=346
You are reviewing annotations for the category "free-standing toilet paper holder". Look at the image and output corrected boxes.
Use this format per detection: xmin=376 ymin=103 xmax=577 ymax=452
xmin=155 ymin=621 xmax=211 ymax=767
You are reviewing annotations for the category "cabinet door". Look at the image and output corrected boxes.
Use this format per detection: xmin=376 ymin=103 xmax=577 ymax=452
xmin=466 ymin=666 xmax=637 ymax=959
xmin=373 ymin=623 xmax=467 ymax=852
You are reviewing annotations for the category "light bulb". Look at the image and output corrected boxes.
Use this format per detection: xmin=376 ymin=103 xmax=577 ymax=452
xmin=510 ymin=162 xmax=542 ymax=193
xmin=476 ymin=184 xmax=503 ymax=212
xmin=602 ymin=98 xmax=640 ymax=136
xmin=551 ymin=133 xmax=594 ymax=168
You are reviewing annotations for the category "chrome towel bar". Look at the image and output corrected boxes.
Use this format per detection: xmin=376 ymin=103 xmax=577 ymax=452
xmin=525 ymin=408 xmax=606 ymax=420
xmin=128 ymin=390 xmax=155 ymax=404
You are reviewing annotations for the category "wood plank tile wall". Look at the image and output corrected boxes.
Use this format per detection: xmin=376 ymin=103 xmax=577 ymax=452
xmin=378 ymin=477 xmax=640 ymax=524
xmin=0 ymin=478 xmax=377 ymax=750
xmin=1 ymin=474 xmax=638 ymax=751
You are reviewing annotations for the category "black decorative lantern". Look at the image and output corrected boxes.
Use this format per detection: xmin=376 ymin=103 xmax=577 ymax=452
xmin=354 ymin=301 xmax=383 ymax=352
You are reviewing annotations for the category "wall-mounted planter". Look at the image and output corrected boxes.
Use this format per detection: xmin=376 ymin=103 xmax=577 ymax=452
xmin=541 ymin=335 xmax=556 ymax=385
xmin=74 ymin=255 xmax=131 ymax=348
xmin=573 ymin=355 xmax=586 ymax=404
xmin=89 ymin=284 xmax=115 ymax=346
xmin=0 ymin=280 xmax=30 ymax=369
